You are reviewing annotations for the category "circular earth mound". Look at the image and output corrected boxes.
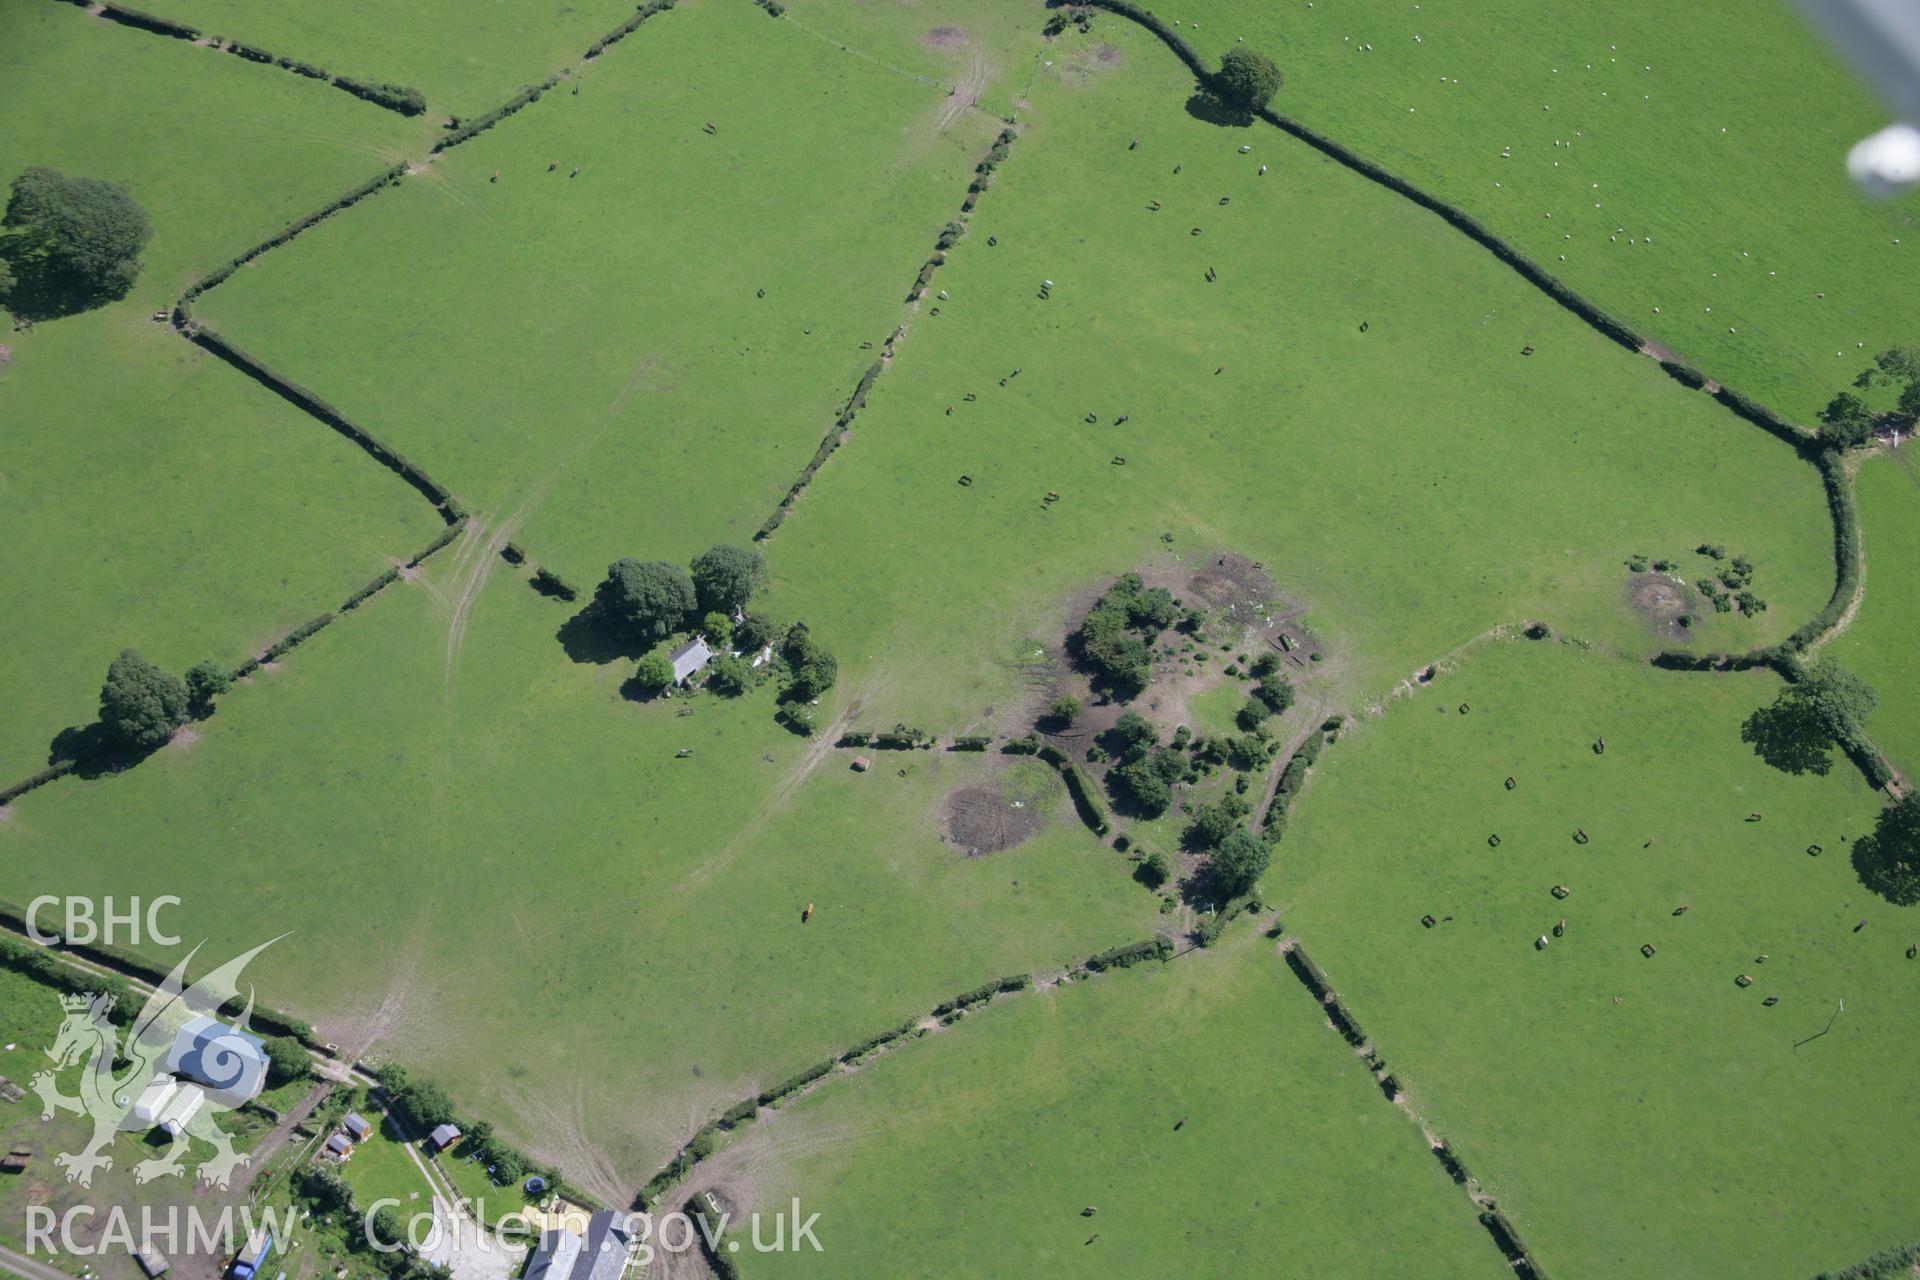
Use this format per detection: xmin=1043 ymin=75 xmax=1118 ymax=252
xmin=944 ymin=783 xmax=1045 ymax=856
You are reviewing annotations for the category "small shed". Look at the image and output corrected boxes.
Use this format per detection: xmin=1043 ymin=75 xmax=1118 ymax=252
xmin=134 ymin=1245 xmax=170 ymax=1278
xmin=342 ymin=1113 xmax=373 ymax=1142
xmin=428 ymin=1123 xmax=462 ymax=1153
xmin=668 ymin=637 xmax=713 ymax=685
xmin=851 ymin=756 xmax=871 ymax=772
xmin=324 ymin=1134 xmax=353 ymax=1158
xmin=1 ymin=1149 xmax=28 ymax=1174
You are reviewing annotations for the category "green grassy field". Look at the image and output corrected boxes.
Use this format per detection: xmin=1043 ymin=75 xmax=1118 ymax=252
xmin=0 ymin=0 xmax=444 ymax=778
xmin=758 ymin=17 xmax=1836 ymax=729
xmin=190 ymin=0 xmax=998 ymax=583
xmin=131 ymin=0 xmax=640 ymax=122
xmin=338 ymin=1112 xmax=438 ymax=1213
xmin=1827 ymin=452 xmax=1920 ymax=776
xmin=1155 ymin=0 xmax=1918 ymax=422
xmin=1277 ymin=637 xmax=1913 ymax=1278
xmin=719 ymin=941 xmax=1502 ymax=1279
xmin=1 ymin=549 xmax=1156 ymax=1190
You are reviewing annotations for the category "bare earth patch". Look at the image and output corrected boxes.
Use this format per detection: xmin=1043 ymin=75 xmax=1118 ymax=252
xmin=1625 ymin=572 xmax=1699 ymax=639
xmin=925 ymin=25 xmax=968 ymax=48
xmin=943 ymin=780 xmax=1046 ymax=856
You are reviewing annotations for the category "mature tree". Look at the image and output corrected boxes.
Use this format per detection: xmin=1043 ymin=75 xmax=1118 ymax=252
xmin=734 ymin=611 xmax=776 ymax=654
xmin=264 ymin=1035 xmax=311 ymax=1087
xmin=1112 ymin=711 xmax=1157 ymax=751
xmin=1853 ymin=792 xmax=1920 ymax=906
xmin=99 ymin=649 xmax=188 ymax=751
xmin=1215 ymin=48 xmax=1284 ymax=113
xmin=690 ymin=544 xmax=767 ymax=616
xmin=184 ymin=659 xmax=234 ymax=713
xmin=706 ymin=653 xmax=751 ymax=696
xmin=593 ymin=559 xmax=695 ymax=641
xmin=1111 ymin=759 xmax=1172 ymax=816
xmin=782 ymin=625 xmax=838 ymax=701
xmin=390 ymin=1078 xmax=455 ymax=1132
xmin=702 ymin=611 xmax=734 ymax=649
xmin=0 ymin=255 xmax=14 ymax=297
xmin=369 ymin=1206 xmax=406 ymax=1252
xmin=1901 ymin=379 xmax=1920 ymax=421
xmin=1853 ymin=345 xmax=1920 ymax=391
xmin=1253 ymin=672 xmax=1294 ymax=713
xmin=2 ymin=167 xmax=151 ymax=308
xmin=1817 ymin=391 xmax=1876 ymax=450
xmin=632 ymin=651 xmax=674 ymax=691
xmin=1742 ymin=659 xmax=1875 ymax=775
xmin=1185 ymin=796 xmax=1247 ymax=850
xmin=1235 ymin=698 xmax=1272 ymax=731
xmin=1049 ymin=695 xmax=1083 ymax=724
xmin=1795 ymin=659 xmax=1877 ymax=743
xmin=1135 ymin=849 xmax=1171 ymax=889
xmin=1210 ymin=827 xmax=1272 ymax=898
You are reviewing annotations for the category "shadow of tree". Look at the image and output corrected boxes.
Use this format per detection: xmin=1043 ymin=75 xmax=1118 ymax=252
xmin=1184 ymin=91 xmax=1253 ymax=129
xmin=556 ymin=604 xmax=642 ymax=666
xmin=0 ymin=243 xmax=128 ymax=322
xmin=1852 ymin=796 xmax=1920 ymax=906
xmin=1739 ymin=701 xmax=1834 ymax=776
xmin=48 ymin=721 xmax=162 ymax=780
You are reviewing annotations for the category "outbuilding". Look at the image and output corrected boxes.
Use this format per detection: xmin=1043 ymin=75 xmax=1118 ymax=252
xmin=342 ymin=1113 xmax=373 ymax=1142
xmin=668 ymin=637 xmax=713 ymax=685
xmin=429 ymin=1123 xmax=462 ymax=1153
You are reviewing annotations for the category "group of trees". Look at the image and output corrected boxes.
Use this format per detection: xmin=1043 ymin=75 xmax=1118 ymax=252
xmin=1818 ymin=346 xmax=1920 ymax=450
xmin=1073 ymin=573 xmax=1180 ymax=696
xmin=93 ymin=649 xmax=236 ymax=754
xmin=1185 ymin=792 xmax=1271 ymax=898
xmin=2 ymin=166 xmax=151 ymax=317
xmin=594 ymin=544 xmax=767 ymax=645
xmin=1107 ymin=712 xmax=1195 ymax=817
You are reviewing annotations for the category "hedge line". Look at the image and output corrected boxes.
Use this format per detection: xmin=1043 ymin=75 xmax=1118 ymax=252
xmin=188 ymin=325 xmax=463 ymax=519
xmin=840 ymin=1016 xmax=920 ymax=1063
xmin=1084 ymin=935 xmax=1173 ymax=972
xmin=685 ymin=1194 xmax=743 ymax=1280
xmin=584 ymin=0 xmax=676 ymax=61
xmin=0 ymin=760 xmax=78 ymax=807
xmin=1038 ymin=744 xmax=1109 ymax=834
xmin=950 ymin=734 xmax=993 ymax=751
xmin=0 ymin=905 xmax=318 ymax=1044
xmin=931 ymin=974 xmax=1029 ymax=1018
xmin=76 ymin=2 xmax=428 ymax=116
xmin=1776 ymin=450 xmax=1861 ymax=657
xmin=436 ymin=75 xmax=561 ymax=154
xmin=756 ymin=347 xmax=894 ymax=540
xmin=756 ymin=1056 xmax=838 ymax=1108
xmin=181 ymin=164 xmax=408 ymax=303
xmin=98 ymin=2 xmax=196 ymax=39
xmin=1808 ymin=1241 xmax=1920 ymax=1280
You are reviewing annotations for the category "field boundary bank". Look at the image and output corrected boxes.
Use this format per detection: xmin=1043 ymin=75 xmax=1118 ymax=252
xmin=1280 ymin=940 xmax=1552 ymax=1279
xmin=0 ymin=0 xmax=695 ymax=808
xmin=753 ymin=123 xmax=1023 ymax=542
xmin=48 ymin=0 xmax=428 ymax=118
xmin=633 ymin=933 xmax=1180 ymax=1209
xmin=1803 ymin=1240 xmax=1920 ymax=1280
xmin=1071 ymin=1 xmax=1887 ymax=788
xmin=0 ymin=517 xmax=467 ymax=808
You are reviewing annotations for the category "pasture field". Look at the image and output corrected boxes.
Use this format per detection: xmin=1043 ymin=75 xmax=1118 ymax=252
xmin=1 ymin=548 xmax=1155 ymax=1189
xmin=191 ymin=0 xmax=1000 ymax=583
xmin=130 ymin=0 xmax=640 ymax=122
xmin=1155 ymin=0 xmax=1918 ymax=421
xmin=715 ymin=941 xmax=1502 ymax=1279
xmin=760 ymin=17 xmax=1837 ymax=730
xmin=0 ymin=0 xmax=443 ymax=778
xmin=1278 ymin=637 xmax=1913 ymax=1278
xmin=1827 ymin=453 xmax=1920 ymax=776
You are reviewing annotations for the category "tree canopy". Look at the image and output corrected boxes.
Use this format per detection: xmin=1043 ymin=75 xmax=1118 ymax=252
xmin=782 ymin=625 xmax=838 ymax=701
xmin=263 ymin=1035 xmax=311 ymax=1086
xmin=690 ymin=544 xmax=767 ymax=616
xmin=1075 ymin=575 xmax=1176 ymax=696
xmin=593 ymin=559 xmax=695 ymax=641
xmin=1818 ymin=391 xmax=1876 ymax=451
xmin=632 ymin=651 xmax=674 ymax=690
xmin=1215 ymin=48 xmax=1284 ymax=113
xmin=1210 ymin=827 xmax=1272 ymax=898
xmin=1852 ymin=792 xmax=1920 ymax=906
xmin=99 ymin=649 xmax=188 ymax=751
xmin=2 ymin=167 xmax=151 ymax=314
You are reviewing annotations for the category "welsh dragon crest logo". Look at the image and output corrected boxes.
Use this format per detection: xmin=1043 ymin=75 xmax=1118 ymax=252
xmin=29 ymin=937 xmax=286 ymax=1189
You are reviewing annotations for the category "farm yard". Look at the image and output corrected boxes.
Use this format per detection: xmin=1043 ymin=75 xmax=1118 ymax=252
xmin=2 ymin=0 xmax=1917 ymax=1275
